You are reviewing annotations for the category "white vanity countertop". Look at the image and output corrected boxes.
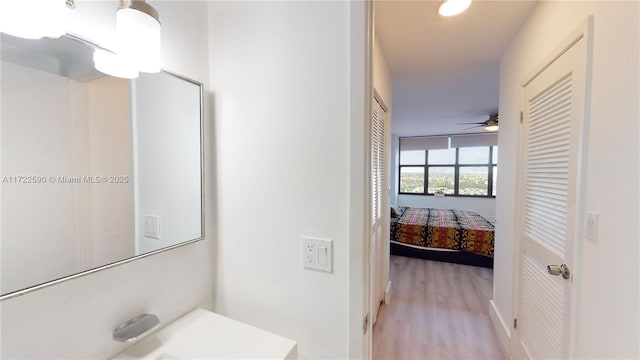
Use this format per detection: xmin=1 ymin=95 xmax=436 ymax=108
xmin=111 ymin=308 xmax=297 ymax=359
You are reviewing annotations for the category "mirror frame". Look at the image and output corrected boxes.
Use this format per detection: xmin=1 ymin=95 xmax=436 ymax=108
xmin=0 ymin=33 xmax=206 ymax=300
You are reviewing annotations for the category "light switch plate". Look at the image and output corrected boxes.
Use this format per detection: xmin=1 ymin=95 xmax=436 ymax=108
xmin=144 ymin=214 xmax=160 ymax=239
xmin=585 ymin=212 xmax=599 ymax=243
xmin=302 ymin=237 xmax=333 ymax=273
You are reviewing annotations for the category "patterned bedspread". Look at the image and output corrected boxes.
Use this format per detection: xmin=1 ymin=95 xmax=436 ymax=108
xmin=390 ymin=207 xmax=494 ymax=257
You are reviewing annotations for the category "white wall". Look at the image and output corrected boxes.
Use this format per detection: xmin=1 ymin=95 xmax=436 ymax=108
xmin=373 ymin=37 xmax=392 ymax=110
xmin=132 ymin=72 xmax=202 ymax=255
xmin=397 ymin=194 xmax=496 ymax=221
xmin=494 ymin=1 xmax=639 ymax=358
xmin=0 ymin=1 xmax=215 ymax=358
xmin=208 ymin=2 xmax=357 ymax=358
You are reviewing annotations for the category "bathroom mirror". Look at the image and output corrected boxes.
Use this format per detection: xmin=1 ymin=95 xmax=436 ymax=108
xmin=0 ymin=34 xmax=204 ymax=297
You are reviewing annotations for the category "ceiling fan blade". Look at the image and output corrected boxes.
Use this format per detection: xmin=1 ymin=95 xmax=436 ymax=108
xmin=462 ymin=125 xmax=484 ymax=131
xmin=457 ymin=122 xmax=487 ymax=125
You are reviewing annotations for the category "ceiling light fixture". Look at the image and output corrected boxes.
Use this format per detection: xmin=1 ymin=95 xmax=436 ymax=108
xmin=438 ymin=0 xmax=472 ymax=17
xmin=484 ymin=115 xmax=499 ymax=132
xmin=117 ymin=0 xmax=162 ymax=73
xmin=0 ymin=0 xmax=70 ymax=39
xmin=94 ymin=49 xmax=140 ymax=79
xmin=0 ymin=0 xmax=161 ymax=79
xmin=484 ymin=123 xmax=499 ymax=132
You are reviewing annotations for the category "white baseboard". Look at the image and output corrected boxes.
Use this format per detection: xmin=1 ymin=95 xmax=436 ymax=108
xmin=383 ymin=281 xmax=391 ymax=304
xmin=489 ymin=299 xmax=512 ymax=359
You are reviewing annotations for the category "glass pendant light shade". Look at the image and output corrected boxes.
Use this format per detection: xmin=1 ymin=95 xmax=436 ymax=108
xmin=0 ymin=0 xmax=69 ymax=39
xmin=116 ymin=1 xmax=162 ymax=73
xmin=94 ymin=49 xmax=139 ymax=79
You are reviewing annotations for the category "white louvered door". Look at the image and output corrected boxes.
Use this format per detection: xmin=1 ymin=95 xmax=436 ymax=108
xmin=517 ymin=22 xmax=590 ymax=360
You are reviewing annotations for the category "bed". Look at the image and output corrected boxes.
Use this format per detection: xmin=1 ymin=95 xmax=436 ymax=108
xmin=390 ymin=206 xmax=495 ymax=268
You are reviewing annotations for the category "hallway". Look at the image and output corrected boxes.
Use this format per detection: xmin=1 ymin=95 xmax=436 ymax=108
xmin=373 ymin=255 xmax=505 ymax=359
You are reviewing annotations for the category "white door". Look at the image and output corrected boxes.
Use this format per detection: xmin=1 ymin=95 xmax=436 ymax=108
xmin=370 ymin=96 xmax=386 ymax=325
xmin=516 ymin=19 xmax=591 ymax=359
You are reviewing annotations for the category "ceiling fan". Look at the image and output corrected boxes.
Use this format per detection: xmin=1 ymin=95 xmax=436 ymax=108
xmin=458 ymin=114 xmax=499 ymax=132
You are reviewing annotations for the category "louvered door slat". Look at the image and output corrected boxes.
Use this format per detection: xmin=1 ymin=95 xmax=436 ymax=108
xmin=527 ymin=135 xmax=570 ymax=152
xmin=528 ymin=114 xmax=570 ymax=138
xmin=521 ymin=253 xmax=564 ymax=359
xmin=526 ymin=191 xmax=567 ymax=206
xmin=530 ymin=74 xmax=572 ymax=104
xmin=370 ymin=98 xmax=385 ymax=225
xmin=371 ymin=104 xmax=379 ymax=222
xmin=530 ymin=95 xmax=572 ymax=123
xmin=526 ymin=180 xmax=569 ymax=192
xmin=526 ymin=182 xmax=568 ymax=194
xmin=525 ymin=71 xmax=572 ymax=254
xmin=525 ymin=206 xmax=567 ymax=231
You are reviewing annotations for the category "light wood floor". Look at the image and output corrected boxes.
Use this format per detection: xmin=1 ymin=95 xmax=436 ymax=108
xmin=373 ymin=255 xmax=505 ymax=360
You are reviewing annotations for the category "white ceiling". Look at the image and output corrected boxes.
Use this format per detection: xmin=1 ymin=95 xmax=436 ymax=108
xmin=375 ymin=0 xmax=537 ymax=136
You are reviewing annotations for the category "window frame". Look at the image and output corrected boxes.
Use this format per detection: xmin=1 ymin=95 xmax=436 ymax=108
xmin=399 ymin=146 xmax=497 ymax=198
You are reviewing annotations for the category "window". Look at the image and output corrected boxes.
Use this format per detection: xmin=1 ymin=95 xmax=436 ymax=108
xmin=400 ymin=167 xmax=424 ymax=193
xmin=399 ymin=144 xmax=498 ymax=197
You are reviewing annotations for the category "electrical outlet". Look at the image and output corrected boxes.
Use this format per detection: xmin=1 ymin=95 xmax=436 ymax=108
xmin=304 ymin=242 xmax=316 ymax=266
xmin=302 ymin=237 xmax=333 ymax=273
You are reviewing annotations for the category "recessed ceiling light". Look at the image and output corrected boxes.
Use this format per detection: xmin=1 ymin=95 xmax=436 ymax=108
xmin=438 ymin=0 xmax=472 ymax=17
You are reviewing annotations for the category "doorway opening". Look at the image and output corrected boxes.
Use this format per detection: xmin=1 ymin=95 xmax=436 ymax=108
xmin=369 ymin=2 xmax=537 ymax=359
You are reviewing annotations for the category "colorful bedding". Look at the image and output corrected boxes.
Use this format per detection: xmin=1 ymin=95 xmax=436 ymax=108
xmin=390 ymin=207 xmax=494 ymax=257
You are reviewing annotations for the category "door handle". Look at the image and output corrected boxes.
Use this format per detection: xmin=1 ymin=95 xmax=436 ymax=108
xmin=547 ymin=264 xmax=571 ymax=280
